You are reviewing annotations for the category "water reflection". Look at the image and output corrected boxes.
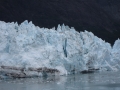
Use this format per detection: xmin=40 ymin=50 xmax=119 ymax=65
xmin=0 ymin=72 xmax=120 ymax=90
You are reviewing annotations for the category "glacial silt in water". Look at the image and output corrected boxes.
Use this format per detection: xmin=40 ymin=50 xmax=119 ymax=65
xmin=0 ymin=72 xmax=120 ymax=90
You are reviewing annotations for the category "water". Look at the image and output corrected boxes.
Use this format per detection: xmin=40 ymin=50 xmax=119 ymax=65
xmin=0 ymin=71 xmax=120 ymax=90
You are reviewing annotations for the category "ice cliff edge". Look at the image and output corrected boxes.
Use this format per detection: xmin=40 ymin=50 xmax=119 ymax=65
xmin=0 ymin=20 xmax=120 ymax=78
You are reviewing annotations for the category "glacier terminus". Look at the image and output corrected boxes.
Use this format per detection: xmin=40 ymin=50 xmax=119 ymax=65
xmin=0 ymin=20 xmax=120 ymax=78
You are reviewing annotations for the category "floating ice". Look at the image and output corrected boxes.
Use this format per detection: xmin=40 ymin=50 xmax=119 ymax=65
xmin=0 ymin=20 xmax=120 ymax=78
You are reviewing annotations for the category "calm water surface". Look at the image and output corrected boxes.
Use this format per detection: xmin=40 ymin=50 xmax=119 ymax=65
xmin=0 ymin=71 xmax=120 ymax=90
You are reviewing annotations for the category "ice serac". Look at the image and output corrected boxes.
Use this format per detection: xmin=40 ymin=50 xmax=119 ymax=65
xmin=0 ymin=20 xmax=120 ymax=78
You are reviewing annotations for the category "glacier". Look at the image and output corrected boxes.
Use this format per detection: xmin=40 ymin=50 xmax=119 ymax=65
xmin=0 ymin=20 xmax=120 ymax=78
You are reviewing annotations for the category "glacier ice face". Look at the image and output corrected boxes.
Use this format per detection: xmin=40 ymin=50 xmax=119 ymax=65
xmin=0 ymin=20 xmax=120 ymax=77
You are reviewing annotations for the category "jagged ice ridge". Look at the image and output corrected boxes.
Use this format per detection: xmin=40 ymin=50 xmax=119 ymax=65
xmin=0 ymin=20 xmax=120 ymax=78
